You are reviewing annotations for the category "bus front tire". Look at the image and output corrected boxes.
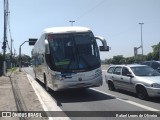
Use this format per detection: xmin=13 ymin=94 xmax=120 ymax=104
xmin=44 ymin=73 xmax=49 ymax=91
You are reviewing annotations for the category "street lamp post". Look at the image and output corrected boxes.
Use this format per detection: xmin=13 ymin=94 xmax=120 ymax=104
xmin=69 ymin=21 xmax=75 ymax=26
xmin=139 ymin=23 xmax=144 ymax=61
xmin=19 ymin=41 xmax=28 ymax=72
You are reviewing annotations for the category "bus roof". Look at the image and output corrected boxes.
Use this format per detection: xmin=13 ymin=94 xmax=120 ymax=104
xmin=43 ymin=26 xmax=91 ymax=34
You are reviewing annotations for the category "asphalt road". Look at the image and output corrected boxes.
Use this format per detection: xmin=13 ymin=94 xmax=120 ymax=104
xmin=23 ymin=67 xmax=160 ymax=120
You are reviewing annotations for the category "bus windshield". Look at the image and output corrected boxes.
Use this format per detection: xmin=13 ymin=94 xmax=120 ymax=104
xmin=47 ymin=32 xmax=100 ymax=72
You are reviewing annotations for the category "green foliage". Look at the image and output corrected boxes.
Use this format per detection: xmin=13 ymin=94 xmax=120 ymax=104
xmin=146 ymin=52 xmax=152 ymax=61
xmin=0 ymin=53 xmax=31 ymax=69
xmin=126 ymin=57 xmax=135 ymax=64
xmin=151 ymin=43 xmax=160 ymax=60
xmin=103 ymin=56 xmax=135 ymax=65
xmin=101 ymin=42 xmax=160 ymax=64
xmin=7 ymin=67 xmax=17 ymax=72
xmin=18 ymin=54 xmax=31 ymax=62
xmin=112 ymin=55 xmax=124 ymax=64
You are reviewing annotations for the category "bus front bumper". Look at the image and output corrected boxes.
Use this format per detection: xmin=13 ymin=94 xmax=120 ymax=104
xmin=53 ymin=76 xmax=103 ymax=91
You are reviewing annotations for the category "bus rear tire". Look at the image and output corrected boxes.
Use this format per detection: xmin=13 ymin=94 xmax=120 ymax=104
xmin=34 ymin=71 xmax=37 ymax=80
xmin=44 ymin=73 xmax=49 ymax=91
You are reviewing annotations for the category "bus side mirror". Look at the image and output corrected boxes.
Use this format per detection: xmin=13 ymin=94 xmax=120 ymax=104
xmin=45 ymin=40 xmax=50 ymax=54
xmin=157 ymin=67 xmax=160 ymax=70
xmin=99 ymin=46 xmax=110 ymax=51
xmin=95 ymin=36 xmax=110 ymax=51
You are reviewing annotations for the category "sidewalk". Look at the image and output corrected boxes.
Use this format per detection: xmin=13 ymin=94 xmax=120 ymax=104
xmin=0 ymin=70 xmax=47 ymax=120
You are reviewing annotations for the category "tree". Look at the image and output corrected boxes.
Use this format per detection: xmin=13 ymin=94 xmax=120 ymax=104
xmin=21 ymin=55 xmax=31 ymax=62
xmin=101 ymin=58 xmax=113 ymax=64
xmin=112 ymin=55 xmax=124 ymax=64
xmin=152 ymin=43 xmax=160 ymax=60
xmin=146 ymin=52 xmax=152 ymax=61
xmin=106 ymin=58 xmax=113 ymax=64
xmin=101 ymin=42 xmax=160 ymax=65
xmin=17 ymin=54 xmax=32 ymax=67
xmin=126 ymin=57 xmax=135 ymax=64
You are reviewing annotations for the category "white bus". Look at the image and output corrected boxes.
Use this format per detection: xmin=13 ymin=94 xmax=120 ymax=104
xmin=32 ymin=26 xmax=109 ymax=91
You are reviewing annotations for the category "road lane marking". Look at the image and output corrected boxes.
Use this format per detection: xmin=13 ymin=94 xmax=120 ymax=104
xmin=91 ymin=88 xmax=159 ymax=111
xmin=27 ymin=74 xmax=71 ymax=120
xmin=27 ymin=75 xmax=53 ymax=120
xmin=26 ymin=69 xmax=159 ymax=116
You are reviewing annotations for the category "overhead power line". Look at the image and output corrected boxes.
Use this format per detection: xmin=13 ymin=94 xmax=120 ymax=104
xmin=76 ymin=0 xmax=106 ymax=21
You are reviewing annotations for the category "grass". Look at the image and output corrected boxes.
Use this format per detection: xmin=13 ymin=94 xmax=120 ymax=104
xmin=7 ymin=67 xmax=18 ymax=73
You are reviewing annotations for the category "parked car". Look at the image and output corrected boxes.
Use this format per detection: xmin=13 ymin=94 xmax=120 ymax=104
xmin=105 ymin=64 xmax=160 ymax=100
xmin=142 ymin=61 xmax=160 ymax=73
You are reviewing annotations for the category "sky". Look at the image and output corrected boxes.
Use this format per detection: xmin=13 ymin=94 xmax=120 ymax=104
xmin=0 ymin=0 xmax=160 ymax=60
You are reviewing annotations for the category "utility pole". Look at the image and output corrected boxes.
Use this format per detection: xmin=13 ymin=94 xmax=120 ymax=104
xmin=139 ymin=23 xmax=144 ymax=61
xmin=10 ymin=39 xmax=13 ymax=67
xmin=134 ymin=46 xmax=141 ymax=63
xmin=2 ymin=0 xmax=9 ymax=75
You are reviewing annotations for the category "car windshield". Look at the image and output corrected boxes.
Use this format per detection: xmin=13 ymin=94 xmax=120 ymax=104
xmin=131 ymin=66 xmax=160 ymax=76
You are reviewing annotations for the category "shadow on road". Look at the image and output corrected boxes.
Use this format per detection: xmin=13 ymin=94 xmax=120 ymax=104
xmin=35 ymin=78 xmax=115 ymax=106
xmin=147 ymin=97 xmax=160 ymax=103
xmin=113 ymin=89 xmax=160 ymax=103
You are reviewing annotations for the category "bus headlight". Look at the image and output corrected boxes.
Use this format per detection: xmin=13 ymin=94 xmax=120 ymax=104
xmin=54 ymin=75 xmax=64 ymax=81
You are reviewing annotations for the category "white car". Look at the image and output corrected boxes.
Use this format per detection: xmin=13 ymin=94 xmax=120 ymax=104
xmin=105 ymin=64 xmax=160 ymax=100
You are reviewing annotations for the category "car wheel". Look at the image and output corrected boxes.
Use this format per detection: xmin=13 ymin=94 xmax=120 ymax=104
xmin=108 ymin=81 xmax=115 ymax=91
xmin=136 ymin=86 xmax=148 ymax=100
